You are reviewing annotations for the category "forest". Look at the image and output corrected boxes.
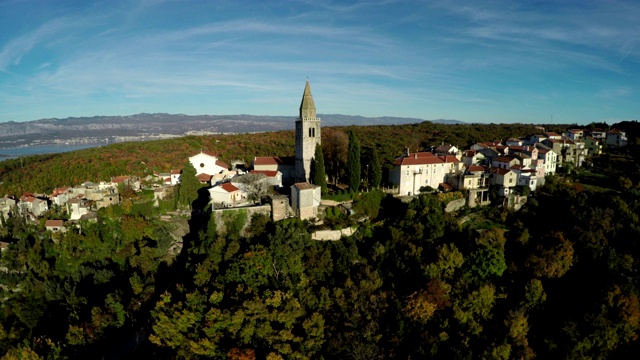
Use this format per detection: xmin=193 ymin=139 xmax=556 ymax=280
xmin=1 ymin=121 xmax=640 ymax=359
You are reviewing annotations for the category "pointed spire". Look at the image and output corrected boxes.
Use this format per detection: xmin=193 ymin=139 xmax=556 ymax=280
xmin=299 ymin=80 xmax=316 ymax=119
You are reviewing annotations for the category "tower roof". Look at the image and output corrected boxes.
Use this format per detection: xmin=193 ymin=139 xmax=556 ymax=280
xmin=299 ymin=80 xmax=316 ymax=119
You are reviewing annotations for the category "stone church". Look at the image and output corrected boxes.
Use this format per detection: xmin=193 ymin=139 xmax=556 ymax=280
xmin=295 ymin=80 xmax=321 ymax=182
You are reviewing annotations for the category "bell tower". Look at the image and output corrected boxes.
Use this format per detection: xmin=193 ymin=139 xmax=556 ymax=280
xmin=295 ymin=80 xmax=321 ymax=182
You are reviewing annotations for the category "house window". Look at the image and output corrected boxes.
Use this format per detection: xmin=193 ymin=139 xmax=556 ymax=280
xmin=509 ymin=178 xmax=513 ymax=184
xmin=200 ymin=163 xmax=205 ymax=168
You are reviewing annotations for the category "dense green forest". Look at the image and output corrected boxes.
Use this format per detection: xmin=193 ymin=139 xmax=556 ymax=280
xmin=2 ymin=121 xmax=640 ymax=359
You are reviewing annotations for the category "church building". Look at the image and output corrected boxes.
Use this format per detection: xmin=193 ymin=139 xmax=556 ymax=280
xmin=295 ymin=80 xmax=321 ymax=182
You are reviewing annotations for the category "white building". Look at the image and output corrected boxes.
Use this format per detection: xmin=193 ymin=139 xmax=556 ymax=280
xmin=189 ymin=151 xmax=229 ymax=178
xmin=389 ymin=151 xmax=461 ymax=196
xmin=291 ymin=182 xmax=321 ymax=220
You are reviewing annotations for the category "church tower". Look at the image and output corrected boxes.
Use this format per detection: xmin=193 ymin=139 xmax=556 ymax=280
xmin=295 ymin=80 xmax=321 ymax=182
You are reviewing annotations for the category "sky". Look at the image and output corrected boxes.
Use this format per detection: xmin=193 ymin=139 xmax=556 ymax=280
xmin=0 ymin=0 xmax=638 ymax=125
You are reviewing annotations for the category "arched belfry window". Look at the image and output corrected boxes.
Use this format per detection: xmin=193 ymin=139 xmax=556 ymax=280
xmin=312 ymin=127 xmax=315 ymax=137
xmin=309 ymin=128 xmax=312 ymax=137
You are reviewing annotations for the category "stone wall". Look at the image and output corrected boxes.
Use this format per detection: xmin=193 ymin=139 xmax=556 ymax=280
xmin=212 ymin=205 xmax=271 ymax=236
xmin=312 ymin=227 xmax=357 ymax=241
xmin=444 ymin=198 xmax=466 ymax=213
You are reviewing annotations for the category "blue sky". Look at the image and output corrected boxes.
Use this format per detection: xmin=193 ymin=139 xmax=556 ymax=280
xmin=0 ymin=0 xmax=638 ymax=124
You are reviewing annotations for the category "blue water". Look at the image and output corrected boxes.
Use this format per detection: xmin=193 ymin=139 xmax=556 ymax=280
xmin=0 ymin=143 xmax=105 ymax=161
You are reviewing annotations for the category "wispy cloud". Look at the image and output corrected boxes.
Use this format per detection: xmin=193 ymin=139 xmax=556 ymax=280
xmin=596 ymin=86 xmax=632 ymax=99
xmin=0 ymin=18 xmax=67 ymax=71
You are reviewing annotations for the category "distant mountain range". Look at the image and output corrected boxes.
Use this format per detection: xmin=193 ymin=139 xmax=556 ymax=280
xmin=0 ymin=113 xmax=465 ymax=149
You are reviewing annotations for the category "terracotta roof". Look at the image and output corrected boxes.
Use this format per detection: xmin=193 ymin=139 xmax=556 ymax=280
xmin=463 ymin=150 xmax=477 ymax=157
xmin=510 ymin=164 xmax=524 ymax=170
xmin=220 ymin=182 xmax=240 ymax=193
xmin=607 ymin=128 xmax=623 ymax=134
xmin=293 ymin=182 xmax=318 ymax=190
xmin=494 ymin=156 xmax=516 ymax=163
xmin=215 ymin=160 xmax=229 ymax=169
xmin=196 ymin=173 xmax=213 ymax=182
xmin=544 ymin=131 xmax=561 ymax=137
xmin=170 ymin=169 xmax=181 ymax=175
xmin=254 ymin=156 xmax=279 ymax=165
xmin=466 ymin=165 xmax=486 ymax=173
xmin=491 ymin=167 xmax=512 ymax=175
xmin=250 ymin=170 xmax=279 ymax=177
xmin=111 ymin=176 xmax=130 ymax=183
xmin=45 ymin=220 xmax=64 ymax=227
xmin=439 ymin=182 xmax=453 ymax=191
xmin=395 ymin=153 xmax=458 ymax=166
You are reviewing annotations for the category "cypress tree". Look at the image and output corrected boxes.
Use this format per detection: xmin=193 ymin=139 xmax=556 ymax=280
xmin=311 ymin=144 xmax=328 ymax=195
xmin=370 ymin=147 xmax=382 ymax=188
xmin=347 ymin=130 xmax=361 ymax=192
xmin=178 ymin=161 xmax=200 ymax=210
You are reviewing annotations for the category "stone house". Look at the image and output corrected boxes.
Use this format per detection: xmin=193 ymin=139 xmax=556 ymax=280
xmin=606 ymin=129 xmax=627 ymax=147
xmin=490 ymin=168 xmax=517 ymax=196
xmin=209 ymin=182 xmax=245 ymax=207
xmin=250 ymin=170 xmax=283 ymax=188
xmin=291 ymin=182 xmax=321 ymax=220
xmin=45 ymin=220 xmax=66 ymax=233
xmin=0 ymin=196 xmax=16 ymax=222
xmin=252 ymin=156 xmax=296 ymax=186
xmin=389 ymin=151 xmax=461 ymax=196
xmin=584 ymin=136 xmax=602 ymax=157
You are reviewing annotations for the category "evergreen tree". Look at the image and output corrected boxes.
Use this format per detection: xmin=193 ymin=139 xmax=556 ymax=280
xmin=177 ymin=161 xmax=199 ymax=209
xmin=370 ymin=147 xmax=382 ymax=188
xmin=312 ymin=144 xmax=328 ymax=195
xmin=347 ymin=130 xmax=361 ymax=192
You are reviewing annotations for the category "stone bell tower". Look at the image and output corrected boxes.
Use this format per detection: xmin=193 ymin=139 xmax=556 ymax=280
xmin=295 ymin=80 xmax=321 ymax=182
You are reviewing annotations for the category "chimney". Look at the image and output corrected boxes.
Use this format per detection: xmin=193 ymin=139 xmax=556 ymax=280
xmin=405 ymin=147 xmax=410 ymax=157
xmin=414 ymin=153 xmax=417 ymax=159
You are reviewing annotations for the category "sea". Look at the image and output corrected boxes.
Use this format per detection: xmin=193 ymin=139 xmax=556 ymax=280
xmin=0 ymin=143 xmax=105 ymax=162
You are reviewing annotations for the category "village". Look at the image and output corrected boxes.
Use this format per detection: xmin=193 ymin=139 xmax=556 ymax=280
xmin=0 ymin=82 xmax=629 ymax=238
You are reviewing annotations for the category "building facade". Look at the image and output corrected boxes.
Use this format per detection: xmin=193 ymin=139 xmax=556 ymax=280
xmin=295 ymin=81 xmax=321 ymax=182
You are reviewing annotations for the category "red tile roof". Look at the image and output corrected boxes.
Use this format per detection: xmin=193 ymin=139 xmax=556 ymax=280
xmin=494 ymin=156 xmax=516 ymax=163
xmin=491 ymin=167 xmax=512 ymax=175
xmin=250 ymin=170 xmax=279 ymax=177
xmin=395 ymin=153 xmax=458 ymax=166
xmin=254 ymin=156 xmax=278 ymax=165
xmin=439 ymin=182 xmax=453 ymax=191
xmin=111 ymin=176 xmax=130 ymax=183
xmin=466 ymin=165 xmax=486 ymax=173
xmin=293 ymin=182 xmax=318 ymax=190
xmin=170 ymin=169 xmax=181 ymax=174
xmin=45 ymin=220 xmax=63 ymax=227
xmin=220 ymin=182 xmax=240 ymax=193
xmin=196 ymin=173 xmax=213 ymax=182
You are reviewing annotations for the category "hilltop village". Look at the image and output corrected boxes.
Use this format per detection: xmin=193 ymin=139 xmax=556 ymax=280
xmin=0 ymin=82 xmax=629 ymax=236
xmin=1 ymin=83 xmax=639 ymax=360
